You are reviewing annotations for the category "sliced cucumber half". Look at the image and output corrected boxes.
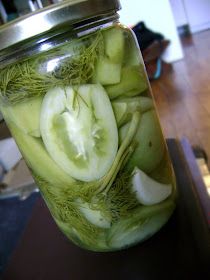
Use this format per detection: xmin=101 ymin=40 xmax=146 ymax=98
xmin=40 ymin=85 xmax=118 ymax=182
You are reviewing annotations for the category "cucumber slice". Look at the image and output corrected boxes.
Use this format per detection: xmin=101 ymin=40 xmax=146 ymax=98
xmin=6 ymin=122 xmax=75 ymax=186
xmin=120 ymin=110 xmax=165 ymax=173
xmin=92 ymin=56 xmax=121 ymax=85
xmin=40 ymin=85 xmax=118 ymax=182
xmin=112 ymin=102 xmax=128 ymax=126
xmin=105 ymin=66 xmax=148 ymax=99
xmin=112 ymin=96 xmax=153 ymax=126
xmin=4 ymin=97 xmax=42 ymax=137
xmin=124 ymin=29 xmax=141 ymax=66
xmin=103 ymin=27 xmax=124 ymax=63
xmin=118 ymin=96 xmax=153 ymax=113
xmin=108 ymin=200 xmax=175 ymax=249
xmin=132 ymin=167 xmax=172 ymax=205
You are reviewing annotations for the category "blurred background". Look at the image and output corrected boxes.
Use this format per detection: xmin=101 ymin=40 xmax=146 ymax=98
xmin=0 ymin=0 xmax=210 ymax=276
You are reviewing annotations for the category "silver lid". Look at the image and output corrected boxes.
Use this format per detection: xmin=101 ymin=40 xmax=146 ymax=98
xmin=0 ymin=0 xmax=121 ymax=52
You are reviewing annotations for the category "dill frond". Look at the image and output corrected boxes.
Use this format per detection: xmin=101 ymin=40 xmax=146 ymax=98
xmin=103 ymin=172 xmax=139 ymax=222
xmin=34 ymin=173 xmax=104 ymax=245
xmin=53 ymin=32 xmax=104 ymax=85
xmin=0 ymin=32 xmax=104 ymax=105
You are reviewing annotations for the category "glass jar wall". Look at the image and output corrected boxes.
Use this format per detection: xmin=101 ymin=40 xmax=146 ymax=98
xmin=0 ymin=6 xmax=176 ymax=252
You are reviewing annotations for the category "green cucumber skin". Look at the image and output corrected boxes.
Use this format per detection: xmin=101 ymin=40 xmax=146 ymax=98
xmin=103 ymin=26 xmax=124 ymax=64
xmin=120 ymin=110 xmax=166 ymax=173
xmin=105 ymin=66 xmax=148 ymax=99
xmin=112 ymin=96 xmax=154 ymax=127
xmin=92 ymin=57 xmax=122 ymax=85
xmin=0 ymin=24 xmax=176 ymax=252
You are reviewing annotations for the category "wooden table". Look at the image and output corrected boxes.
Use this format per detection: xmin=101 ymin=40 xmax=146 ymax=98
xmin=2 ymin=139 xmax=210 ymax=280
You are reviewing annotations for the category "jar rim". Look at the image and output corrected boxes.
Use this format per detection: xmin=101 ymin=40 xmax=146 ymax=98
xmin=0 ymin=0 xmax=121 ymax=53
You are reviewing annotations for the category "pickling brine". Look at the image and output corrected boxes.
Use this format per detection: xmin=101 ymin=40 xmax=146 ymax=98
xmin=0 ymin=24 xmax=176 ymax=251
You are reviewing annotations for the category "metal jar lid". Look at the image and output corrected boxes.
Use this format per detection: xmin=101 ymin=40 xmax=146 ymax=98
xmin=0 ymin=0 xmax=121 ymax=53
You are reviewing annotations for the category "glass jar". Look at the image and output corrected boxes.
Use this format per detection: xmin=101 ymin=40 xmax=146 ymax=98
xmin=0 ymin=0 xmax=176 ymax=251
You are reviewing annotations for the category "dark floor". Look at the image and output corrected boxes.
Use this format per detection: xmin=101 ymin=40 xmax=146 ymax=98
xmin=0 ymin=193 xmax=39 ymax=275
xmin=151 ymin=30 xmax=210 ymax=168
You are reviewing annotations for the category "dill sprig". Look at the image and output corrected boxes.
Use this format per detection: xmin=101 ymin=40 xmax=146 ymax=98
xmin=0 ymin=62 xmax=53 ymax=104
xmin=0 ymin=32 xmax=104 ymax=105
xmin=53 ymin=32 xmax=104 ymax=85
xmin=95 ymin=172 xmax=139 ymax=223
xmin=35 ymin=174 xmax=104 ymax=246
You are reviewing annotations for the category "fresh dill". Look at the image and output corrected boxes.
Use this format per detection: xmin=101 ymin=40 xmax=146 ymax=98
xmin=53 ymin=32 xmax=104 ymax=85
xmin=34 ymin=173 xmax=105 ymax=246
xmin=95 ymin=172 xmax=139 ymax=223
xmin=0 ymin=32 xmax=104 ymax=105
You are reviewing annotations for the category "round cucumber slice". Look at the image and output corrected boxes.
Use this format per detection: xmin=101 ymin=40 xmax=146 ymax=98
xmin=40 ymin=85 xmax=118 ymax=182
xmin=120 ymin=110 xmax=165 ymax=173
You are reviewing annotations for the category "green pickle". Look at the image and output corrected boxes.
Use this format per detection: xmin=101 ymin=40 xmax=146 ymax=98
xmin=0 ymin=25 xmax=176 ymax=251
